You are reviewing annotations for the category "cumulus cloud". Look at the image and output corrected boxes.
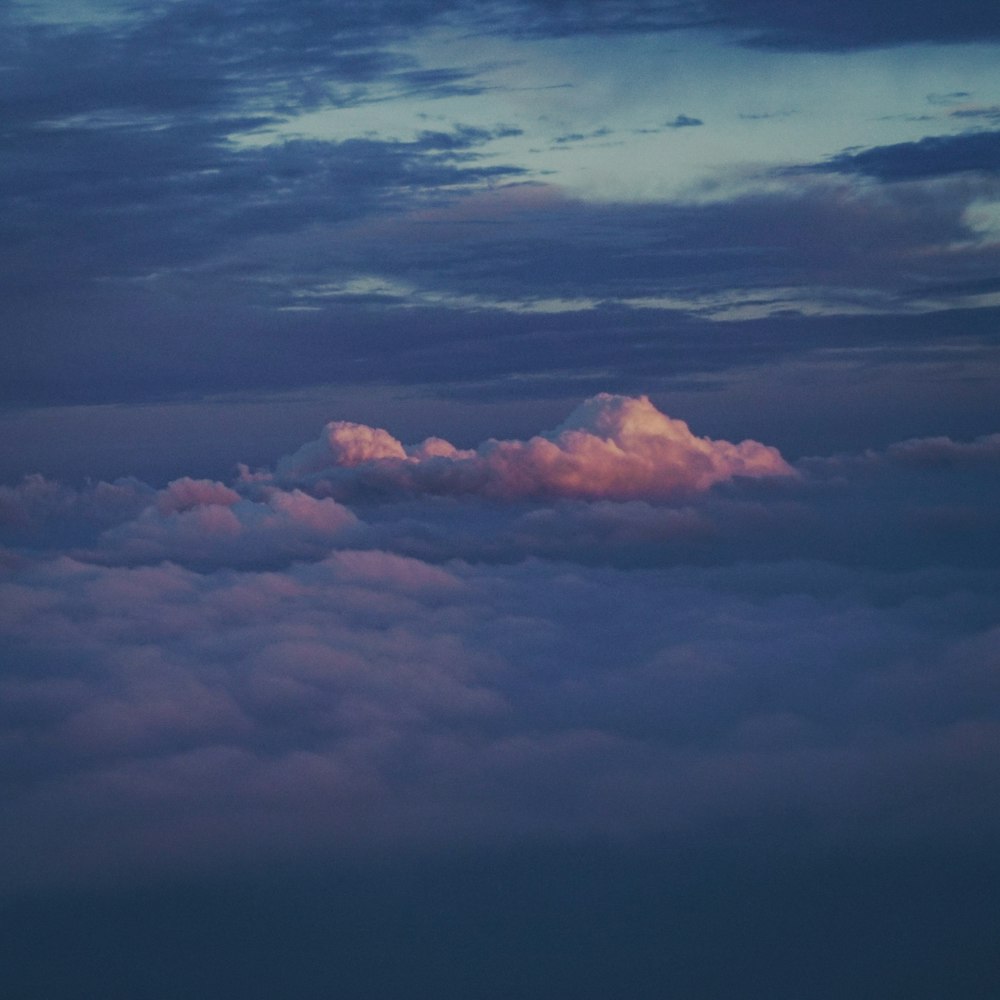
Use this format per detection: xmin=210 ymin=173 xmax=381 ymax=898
xmin=6 ymin=404 xmax=1000 ymax=575
xmin=276 ymin=393 xmax=793 ymax=501
xmin=154 ymin=477 xmax=241 ymax=514
xmin=88 ymin=480 xmax=360 ymax=569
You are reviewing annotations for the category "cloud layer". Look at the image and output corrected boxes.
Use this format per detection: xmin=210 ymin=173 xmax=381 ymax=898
xmin=2 ymin=397 xmax=999 ymax=893
xmin=2 ymin=0 xmax=998 ymax=422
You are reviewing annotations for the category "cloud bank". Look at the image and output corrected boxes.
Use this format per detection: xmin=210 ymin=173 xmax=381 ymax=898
xmin=2 ymin=396 xmax=1000 ymax=894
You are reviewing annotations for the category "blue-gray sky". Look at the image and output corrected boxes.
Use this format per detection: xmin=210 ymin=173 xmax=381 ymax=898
xmin=3 ymin=3 xmax=1000 ymax=997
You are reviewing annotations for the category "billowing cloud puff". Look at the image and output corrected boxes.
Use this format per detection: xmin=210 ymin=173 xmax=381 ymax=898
xmin=277 ymin=394 xmax=793 ymax=500
xmin=89 ymin=479 xmax=359 ymax=569
xmin=278 ymin=423 xmax=409 ymax=478
xmin=155 ymin=477 xmax=241 ymax=514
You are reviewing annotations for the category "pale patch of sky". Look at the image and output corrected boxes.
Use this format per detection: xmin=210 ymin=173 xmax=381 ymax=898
xmin=234 ymin=27 xmax=1000 ymax=203
xmin=966 ymin=198 xmax=1000 ymax=241
xmin=283 ymin=271 xmax=1000 ymax=322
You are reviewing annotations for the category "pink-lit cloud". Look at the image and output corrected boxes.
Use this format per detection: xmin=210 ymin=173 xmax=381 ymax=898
xmin=87 ymin=480 xmax=359 ymax=568
xmin=276 ymin=393 xmax=794 ymax=500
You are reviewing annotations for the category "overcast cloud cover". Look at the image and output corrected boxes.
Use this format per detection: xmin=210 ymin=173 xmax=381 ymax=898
xmin=3 ymin=1 xmax=1000 ymax=997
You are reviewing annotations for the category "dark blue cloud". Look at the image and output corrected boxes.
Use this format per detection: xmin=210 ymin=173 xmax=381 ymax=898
xmin=553 ymin=127 xmax=613 ymax=144
xmin=448 ymin=0 xmax=1000 ymax=48
xmin=665 ymin=114 xmax=704 ymax=128
xmin=927 ymin=91 xmax=973 ymax=106
xmin=950 ymin=106 xmax=1000 ymax=124
xmin=0 ymin=3 xmax=519 ymax=307
xmin=816 ymin=130 xmax=1000 ymax=180
xmin=709 ymin=0 xmax=1000 ymax=50
xmin=3 ymin=171 xmax=997 ymax=413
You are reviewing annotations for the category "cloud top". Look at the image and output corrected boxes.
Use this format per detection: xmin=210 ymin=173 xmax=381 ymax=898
xmin=276 ymin=394 xmax=793 ymax=500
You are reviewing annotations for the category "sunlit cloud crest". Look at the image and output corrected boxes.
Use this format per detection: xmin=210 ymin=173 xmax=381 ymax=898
xmin=276 ymin=393 xmax=794 ymax=500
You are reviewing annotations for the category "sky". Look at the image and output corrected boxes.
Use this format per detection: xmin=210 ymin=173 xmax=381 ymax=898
xmin=2 ymin=1 xmax=1000 ymax=997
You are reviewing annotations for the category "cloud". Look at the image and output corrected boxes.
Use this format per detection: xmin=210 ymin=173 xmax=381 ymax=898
xmin=2 ymin=401 xmax=1000 ymax=891
xmin=950 ymin=106 xmax=1000 ymax=124
xmin=883 ymin=432 xmax=1000 ymax=467
xmin=2 ymin=539 xmax=999 ymax=890
xmin=155 ymin=477 xmax=241 ymax=514
xmin=813 ymin=130 xmax=1000 ymax=181
xmin=665 ymin=114 xmax=703 ymax=128
xmin=276 ymin=393 xmax=794 ymax=500
xmin=87 ymin=480 xmax=360 ymax=569
xmin=706 ymin=0 xmax=1000 ymax=50
xmin=0 ymin=475 xmax=153 ymax=545
xmin=928 ymin=91 xmax=972 ymax=106
xmin=0 ymin=0 xmax=525 ymax=354
xmin=6 ymin=164 xmax=996 ymax=414
xmin=432 ymin=0 xmax=1000 ymax=49
xmin=4 ymin=403 xmax=999 ymax=576
xmin=275 ymin=175 xmax=988 ymax=314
